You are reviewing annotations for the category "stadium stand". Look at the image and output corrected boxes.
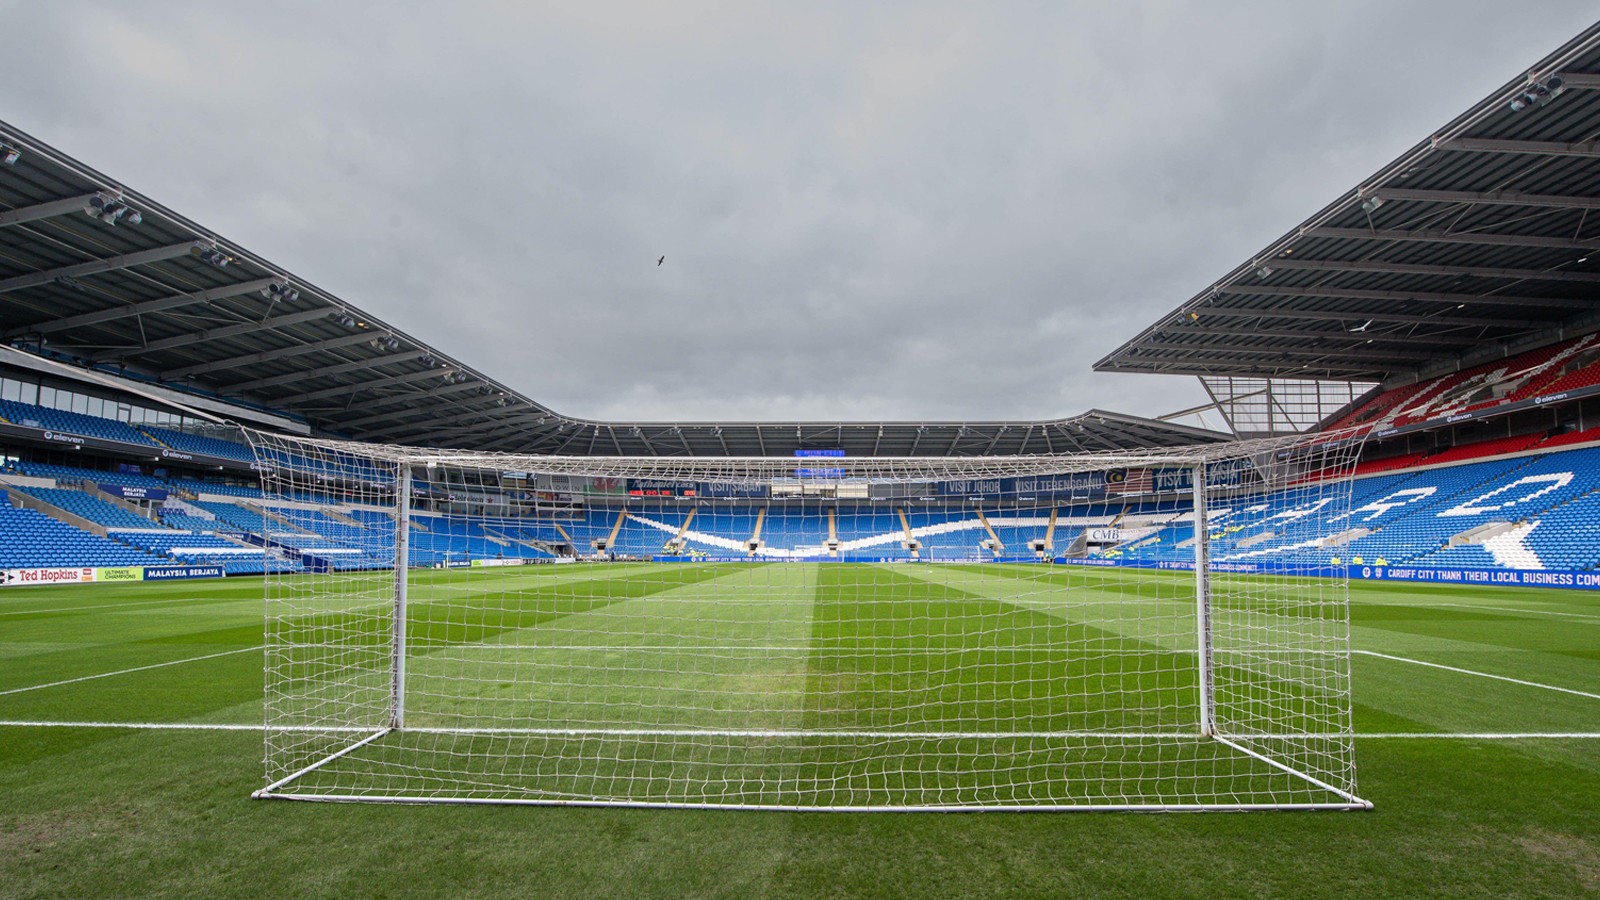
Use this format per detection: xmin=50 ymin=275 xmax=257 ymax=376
xmin=139 ymin=425 xmax=256 ymax=462
xmin=1327 ymin=334 xmax=1600 ymax=436
xmin=0 ymin=499 xmax=170 ymax=568
xmin=0 ymin=399 xmax=158 ymax=446
xmin=14 ymin=487 xmax=167 ymax=531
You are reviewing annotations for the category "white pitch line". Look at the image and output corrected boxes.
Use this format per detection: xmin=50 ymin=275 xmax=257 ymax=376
xmin=1353 ymin=732 xmax=1600 ymax=739
xmin=1354 ymin=649 xmax=1600 ymax=700
xmin=0 ymin=646 xmax=263 ymax=697
xmin=1 ymin=721 xmax=1598 ymax=740
xmin=1406 ymin=602 xmax=1600 ymax=622
xmin=0 ymin=596 xmax=242 ymax=616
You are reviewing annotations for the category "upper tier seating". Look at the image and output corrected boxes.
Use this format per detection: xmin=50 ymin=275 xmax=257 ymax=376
xmin=1327 ymin=334 xmax=1600 ymax=435
xmin=0 ymin=399 xmax=158 ymax=446
xmin=140 ymin=426 xmax=256 ymax=462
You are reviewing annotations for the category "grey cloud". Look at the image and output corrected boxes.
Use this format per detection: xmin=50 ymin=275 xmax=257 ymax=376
xmin=2 ymin=1 xmax=1595 ymax=426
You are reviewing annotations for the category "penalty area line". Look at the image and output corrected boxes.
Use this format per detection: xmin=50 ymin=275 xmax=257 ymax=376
xmin=1353 ymin=650 xmax=1600 ymax=701
xmin=0 ymin=645 xmax=263 ymax=697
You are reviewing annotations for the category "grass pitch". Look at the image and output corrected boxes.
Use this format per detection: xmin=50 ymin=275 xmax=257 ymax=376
xmin=3 ymin=563 xmax=1599 ymax=898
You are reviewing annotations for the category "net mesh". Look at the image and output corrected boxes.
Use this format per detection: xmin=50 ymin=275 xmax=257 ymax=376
xmin=249 ymin=431 xmax=1367 ymax=810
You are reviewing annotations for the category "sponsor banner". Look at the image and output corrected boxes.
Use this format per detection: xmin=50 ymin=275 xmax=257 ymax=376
xmin=439 ymin=560 xmax=474 ymax=569
xmin=142 ymin=565 xmax=225 ymax=581
xmin=158 ymin=448 xmax=196 ymax=462
xmin=40 ymin=430 xmax=88 ymax=447
xmin=470 ymin=558 xmax=531 ymax=568
xmin=1352 ymin=564 xmax=1600 ymax=590
xmin=628 ymin=478 xmax=699 ymax=497
xmin=99 ymin=483 xmax=169 ymax=501
xmin=939 ymin=474 xmax=1107 ymax=500
xmin=95 ymin=567 xmax=145 ymax=582
xmin=1086 ymin=528 xmax=1123 ymax=543
xmin=795 ymin=449 xmax=846 ymax=457
xmin=648 ymin=555 xmax=1047 ymax=564
xmin=0 ymin=566 xmax=97 ymax=586
xmin=699 ymin=481 xmax=770 ymax=499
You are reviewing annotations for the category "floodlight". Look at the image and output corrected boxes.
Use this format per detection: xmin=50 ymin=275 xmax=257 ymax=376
xmin=260 ymin=280 xmax=299 ymax=303
xmin=84 ymin=192 xmax=141 ymax=226
xmin=1360 ymin=196 xmax=1383 ymax=213
xmin=190 ymin=244 xmax=232 ymax=268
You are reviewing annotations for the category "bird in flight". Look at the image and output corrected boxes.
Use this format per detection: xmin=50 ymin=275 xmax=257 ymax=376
xmin=657 ymin=256 xmax=665 ymax=266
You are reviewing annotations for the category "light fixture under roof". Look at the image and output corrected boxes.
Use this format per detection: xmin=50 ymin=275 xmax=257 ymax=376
xmin=84 ymin=191 xmax=141 ymax=226
xmin=1510 ymin=75 xmax=1564 ymax=112
xmin=190 ymin=243 xmax=232 ymax=268
xmin=260 ymin=279 xmax=299 ymax=303
xmin=0 ymin=142 xmax=19 ymax=166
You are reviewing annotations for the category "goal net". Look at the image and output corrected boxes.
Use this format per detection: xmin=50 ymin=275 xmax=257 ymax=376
xmin=247 ymin=431 xmax=1369 ymax=811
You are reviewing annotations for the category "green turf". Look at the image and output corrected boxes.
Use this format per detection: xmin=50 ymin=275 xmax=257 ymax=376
xmin=3 ymin=564 xmax=1599 ymax=898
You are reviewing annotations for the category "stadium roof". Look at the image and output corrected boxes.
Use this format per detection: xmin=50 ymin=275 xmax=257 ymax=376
xmin=0 ymin=120 xmax=1225 ymax=456
xmin=1097 ymin=21 xmax=1600 ymax=387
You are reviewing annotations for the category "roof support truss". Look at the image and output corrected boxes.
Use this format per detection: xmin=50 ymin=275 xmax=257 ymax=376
xmin=4 ymin=277 xmax=275 ymax=339
xmin=225 ymin=349 xmax=429 ymax=394
xmin=105 ymin=307 xmax=338 ymax=361
xmin=1187 ymin=305 xmax=1553 ymax=328
xmin=1307 ymin=226 xmax=1600 ymax=251
xmin=162 ymin=331 xmax=378 ymax=380
xmin=0 ymin=194 xmax=101 ymax=228
xmin=1372 ymin=187 xmax=1600 ymax=210
xmin=1261 ymin=257 xmax=1600 ymax=284
xmin=1221 ymin=284 xmax=1595 ymax=309
xmin=0 ymin=242 xmax=199 ymax=294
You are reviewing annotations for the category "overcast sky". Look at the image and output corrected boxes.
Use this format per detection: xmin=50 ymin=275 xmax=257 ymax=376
xmin=2 ymin=2 xmax=1596 ymax=425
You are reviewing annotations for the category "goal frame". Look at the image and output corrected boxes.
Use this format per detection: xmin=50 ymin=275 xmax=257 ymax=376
xmin=249 ymin=433 xmax=1372 ymax=812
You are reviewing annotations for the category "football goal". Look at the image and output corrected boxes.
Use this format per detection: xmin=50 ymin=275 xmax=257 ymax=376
xmin=247 ymin=431 xmax=1370 ymax=811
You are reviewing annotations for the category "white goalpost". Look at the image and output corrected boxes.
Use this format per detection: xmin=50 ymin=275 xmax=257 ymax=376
xmin=247 ymin=430 xmax=1370 ymax=811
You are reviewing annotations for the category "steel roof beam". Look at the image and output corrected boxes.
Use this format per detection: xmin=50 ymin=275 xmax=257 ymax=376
xmin=1140 ymin=341 xmax=1431 ymax=362
xmin=341 ymin=390 xmax=528 ymax=431
xmin=1186 ymin=305 xmax=1550 ymax=328
xmin=1166 ymin=325 xmax=1464 ymax=345
xmin=162 ymin=331 xmax=378 ymax=379
xmin=1554 ymin=72 xmax=1600 ymax=88
xmin=1307 ymin=226 xmax=1600 ymax=251
xmin=366 ymin=404 xmax=546 ymax=439
xmin=4 ymin=277 xmax=276 ymax=339
xmin=1261 ymin=257 xmax=1600 ymax=284
xmin=105 ymin=306 xmax=338 ymax=362
xmin=225 ymin=349 xmax=429 ymax=393
xmin=1442 ymin=137 xmax=1600 ymax=158
xmin=284 ymin=368 xmax=452 ymax=405
xmin=0 ymin=242 xmax=199 ymax=294
xmin=1221 ymin=284 xmax=1595 ymax=309
xmin=1372 ymin=187 xmax=1600 ymax=210
xmin=0 ymin=194 xmax=101 ymax=228
xmin=380 ymin=413 xmax=548 ymax=444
